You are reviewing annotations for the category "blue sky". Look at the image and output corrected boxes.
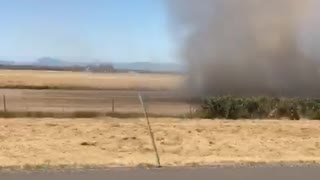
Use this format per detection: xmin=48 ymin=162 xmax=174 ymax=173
xmin=0 ymin=0 xmax=177 ymax=63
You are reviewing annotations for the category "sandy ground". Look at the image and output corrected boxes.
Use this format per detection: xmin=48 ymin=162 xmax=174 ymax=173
xmin=0 ymin=89 xmax=191 ymax=116
xmin=0 ymin=70 xmax=183 ymax=90
xmin=0 ymin=118 xmax=319 ymax=168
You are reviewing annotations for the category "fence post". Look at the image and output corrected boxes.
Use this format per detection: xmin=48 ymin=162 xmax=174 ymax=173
xmin=189 ymin=100 xmax=193 ymax=118
xmin=138 ymin=93 xmax=161 ymax=167
xmin=112 ymin=98 xmax=115 ymax=113
xmin=3 ymin=95 xmax=7 ymax=113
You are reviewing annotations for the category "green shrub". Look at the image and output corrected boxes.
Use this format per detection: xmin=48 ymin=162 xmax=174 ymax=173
xmin=198 ymin=96 xmax=320 ymax=120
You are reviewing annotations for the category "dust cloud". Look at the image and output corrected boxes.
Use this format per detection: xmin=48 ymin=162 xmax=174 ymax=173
xmin=167 ymin=0 xmax=320 ymax=97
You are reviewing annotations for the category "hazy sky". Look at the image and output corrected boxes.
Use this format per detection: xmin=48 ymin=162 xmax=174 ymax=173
xmin=0 ymin=0 xmax=176 ymax=62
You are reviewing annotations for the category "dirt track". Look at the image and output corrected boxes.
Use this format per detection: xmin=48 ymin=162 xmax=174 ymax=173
xmin=0 ymin=89 xmax=191 ymax=116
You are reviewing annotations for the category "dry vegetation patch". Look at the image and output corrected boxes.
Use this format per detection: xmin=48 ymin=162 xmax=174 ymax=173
xmin=0 ymin=118 xmax=319 ymax=168
xmin=0 ymin=70 xmax=182 ymax=90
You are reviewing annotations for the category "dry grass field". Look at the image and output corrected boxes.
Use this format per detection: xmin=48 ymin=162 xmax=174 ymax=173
xmin=0 ymin=70 xmax=183 ymax=90
xmin=0 ymin=118 xmax=320 ymax=168
xmin=0 ymin=70 xmax=189 ymax=117
xmin=0 ymin=89 xmax=191 ymax=116
xmin=0 ymin=69 xmax=319 ymax=169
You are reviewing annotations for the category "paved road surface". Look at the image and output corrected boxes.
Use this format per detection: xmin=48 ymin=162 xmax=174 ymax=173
xmin=1 ymin=166 xmax=320 ymax=180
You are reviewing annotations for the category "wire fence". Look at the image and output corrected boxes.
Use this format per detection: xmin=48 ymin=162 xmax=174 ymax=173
xmin=0 ymin=92 xmax=197 ymax=117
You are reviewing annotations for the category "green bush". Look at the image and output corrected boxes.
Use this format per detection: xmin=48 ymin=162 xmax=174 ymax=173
xmin=198 ymin=96 xmax=320 ymax=120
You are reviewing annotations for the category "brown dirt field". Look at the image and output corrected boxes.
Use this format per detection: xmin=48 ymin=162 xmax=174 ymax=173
xmin=0 ymin=89 xmax=191 ymax=116
xmin=0 ymin=70 xmax=183 ymax=90
xmin=0 ymin=70 xmax=189 ymax=117
xmin=0 ymin=118 xmax=320 ymax=168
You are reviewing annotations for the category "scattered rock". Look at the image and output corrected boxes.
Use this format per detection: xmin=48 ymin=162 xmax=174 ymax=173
xmin=46 ymin=123 xmax=58 ymax=127
xmin=156 ymin=137 xmax=164 ymax=141
xmin=80 ymin=141 xmax=97 ymax=146
xmin=111 ymin=124 xmax=121 ymax=128
xmin=122 ymin=137 xmax=137 ymax=140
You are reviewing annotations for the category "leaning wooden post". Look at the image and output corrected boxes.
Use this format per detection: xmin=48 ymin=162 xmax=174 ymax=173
xmin=3 ymin=95 xmax=7 ymax=113
xmin=111 ymin=98 xmax=115 ymax=113
xmin=138 ymin=93 xmax=161 ymax=167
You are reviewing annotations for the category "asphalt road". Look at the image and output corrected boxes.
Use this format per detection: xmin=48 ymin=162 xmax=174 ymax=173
xmin=1 ymin=166 xmax=320 ymax=180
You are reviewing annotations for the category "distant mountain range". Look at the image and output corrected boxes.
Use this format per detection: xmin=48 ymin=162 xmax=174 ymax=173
xmin=0 ymin=57 xmax=186 ymax=73
xmin=0 ymin=60 xmax=15 ymax=65
xmin=113 ymin=62 xmax=185 ymax=73
xmin=35 ymin=57 xmax=68 ymax=67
